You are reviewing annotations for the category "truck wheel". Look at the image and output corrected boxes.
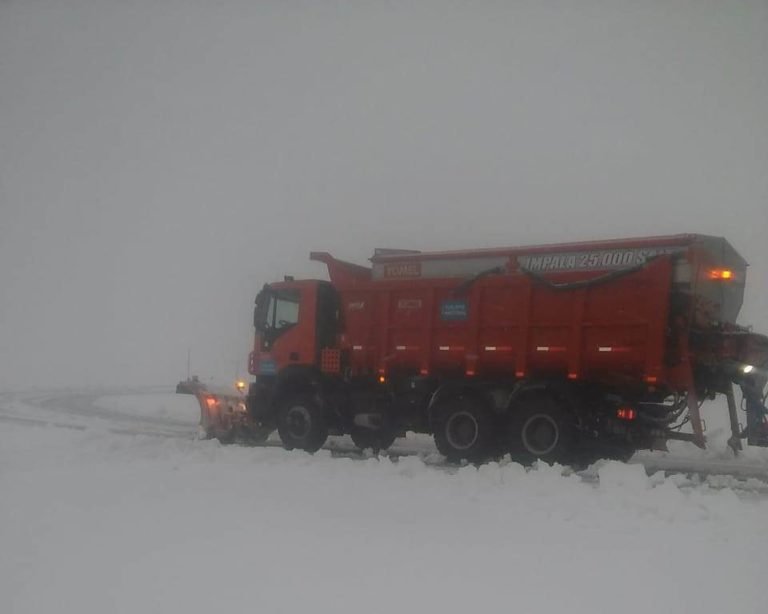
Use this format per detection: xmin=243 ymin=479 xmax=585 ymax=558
xmin=350 ymin=428 xmax=397 ymax=453
xmin=277 ymin=394 xmax=328 ymax=453
xmin=507 ymin=394 xmax=576 ymax=465
xmin=432 ymin=396 xmax=495 ymax=463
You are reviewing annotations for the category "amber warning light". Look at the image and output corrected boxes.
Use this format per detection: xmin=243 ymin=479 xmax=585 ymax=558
xmin=709 ymin=269 xmax=734 ymax=280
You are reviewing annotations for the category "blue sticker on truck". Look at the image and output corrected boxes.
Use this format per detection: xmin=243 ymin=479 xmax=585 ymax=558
xmin=258 ymin=359 xmax=277 ymax=375
xmin=440 ymin=299 xmax=468 ymax=321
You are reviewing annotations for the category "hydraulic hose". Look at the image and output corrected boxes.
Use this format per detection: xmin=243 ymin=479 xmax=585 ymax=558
xmin=519 ymin=256 xmax=660 ymax=292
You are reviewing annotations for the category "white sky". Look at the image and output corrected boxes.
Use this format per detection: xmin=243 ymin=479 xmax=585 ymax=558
xmin=1 ymin=0 xmax=766 ymax=389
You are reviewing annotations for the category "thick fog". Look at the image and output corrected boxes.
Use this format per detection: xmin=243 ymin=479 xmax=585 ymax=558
xmin=1 ymin=1 xmax=766 ymax=390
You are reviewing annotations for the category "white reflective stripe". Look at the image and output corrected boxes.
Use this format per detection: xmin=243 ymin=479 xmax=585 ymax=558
xmin=352 ymin=345 xmax=363 ymax=350
xmin=485 ymin=346 xmax=497 ymax=351
xmin=536 ymin=346 xmax=549 ymax=351
xmin=439 ymin=346 xmax=450 ymax=351
xmin=396 ymin=345 xmax=406 ymax=350
xmin=598 ymin=346 xmax=612 ymax=352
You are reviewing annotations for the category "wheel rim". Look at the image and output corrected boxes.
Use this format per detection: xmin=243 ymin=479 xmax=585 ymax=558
xmin=285 ymin=405 xmax=311 ymax=440
xmin=521 ymin=414 xmax=559 ymax=456
xmin=445 ymin=411 xmax=480 ymax=450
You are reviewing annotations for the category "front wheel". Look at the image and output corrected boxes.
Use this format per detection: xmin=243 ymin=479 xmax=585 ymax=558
xmin=276 ymin=394 xmax=328 ymax=453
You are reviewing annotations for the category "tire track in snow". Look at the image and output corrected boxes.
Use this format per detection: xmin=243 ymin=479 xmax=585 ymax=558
xmin=0 ymin=389 xmax=197 ymax=439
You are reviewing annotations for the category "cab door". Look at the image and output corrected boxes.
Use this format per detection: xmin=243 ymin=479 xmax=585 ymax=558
xmin=254 ymin=283 xmax=313 ymax=373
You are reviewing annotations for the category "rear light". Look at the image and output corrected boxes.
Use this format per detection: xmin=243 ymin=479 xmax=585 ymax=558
xmin=205 ymin=396 xmax=218 ymax=409
xmin=616 ymin=407 xmax=637 ymax=421
xmin=709 ymin=269 xmax=734 ymax=280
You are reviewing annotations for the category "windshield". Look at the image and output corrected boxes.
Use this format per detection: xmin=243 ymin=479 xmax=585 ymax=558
xmin=254 ymin=287 xmax=300 ymax=333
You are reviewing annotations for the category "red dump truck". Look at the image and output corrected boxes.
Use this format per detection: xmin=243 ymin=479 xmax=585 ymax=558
xmin=202 ymin=234 xmax=768 ymax=464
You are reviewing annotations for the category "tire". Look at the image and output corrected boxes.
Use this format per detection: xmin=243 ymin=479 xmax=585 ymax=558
xmin=432 ymin=395 xmax=495 ymax=463
xmin=276 ymin=394 xmax=328 ymax=453
xmin=507 ymin=393 xmax=576 ymax=465
xmin=350 ymin=428 xmax=397 ymax=453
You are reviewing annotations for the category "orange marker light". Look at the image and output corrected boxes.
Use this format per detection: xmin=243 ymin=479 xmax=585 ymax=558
xmin=378 ymin=375 xmax=386 ymax=384
xmin=709 ymin=269 xmax=734 ymax=280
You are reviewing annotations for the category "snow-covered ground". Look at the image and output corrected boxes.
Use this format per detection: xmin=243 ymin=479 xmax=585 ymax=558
xmin=2 ymin=390 xmax=768 ymax=614
xmin=93 ymin=393 xmax=200 ymax=424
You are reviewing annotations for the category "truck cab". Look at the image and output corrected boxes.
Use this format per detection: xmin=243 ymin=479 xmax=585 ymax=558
xmin=249 ymin=280 xmax=340 ymax=378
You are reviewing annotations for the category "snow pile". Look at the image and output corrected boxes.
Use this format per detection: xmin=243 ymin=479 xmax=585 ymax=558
xmin=2 ymin=418 xmax=767 ymax=614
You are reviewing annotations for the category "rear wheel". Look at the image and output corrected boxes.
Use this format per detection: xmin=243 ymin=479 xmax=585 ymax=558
xmin=508 ymin=393 xmax=576 ymax=465
xmin=432 ymin=396 xmax=495 ymax=463
xmin=277 ymin=394 xmax=328 ymax=453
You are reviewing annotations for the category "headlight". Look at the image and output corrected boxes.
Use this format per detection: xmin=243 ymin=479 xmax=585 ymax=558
xmin=743 ymin=365 xmax=755 ymax=374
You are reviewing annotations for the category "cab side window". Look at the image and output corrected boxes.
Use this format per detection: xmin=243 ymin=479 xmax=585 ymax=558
xmin=272 ymin=290 xmax=300 ymax=330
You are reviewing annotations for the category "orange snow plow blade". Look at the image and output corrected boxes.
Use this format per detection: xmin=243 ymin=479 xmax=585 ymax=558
xmin=194 ymin=387 xmax=272 ymax=444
